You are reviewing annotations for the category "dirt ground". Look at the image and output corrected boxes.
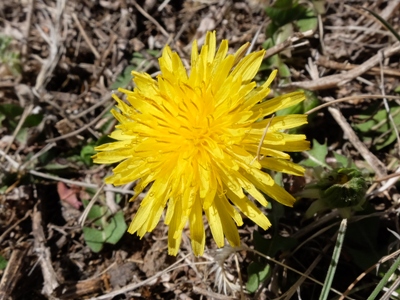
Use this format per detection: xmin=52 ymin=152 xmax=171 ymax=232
xmin=1 ymin=0 xmax=400 ymax=299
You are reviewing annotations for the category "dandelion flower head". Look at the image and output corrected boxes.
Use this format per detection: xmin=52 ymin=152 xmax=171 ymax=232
xmin=93 ymin=31 xmax=309 ymax=256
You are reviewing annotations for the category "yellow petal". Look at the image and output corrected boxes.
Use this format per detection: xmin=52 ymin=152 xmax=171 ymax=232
xmin=231 ymin=50 xmax=265 ymax=83
xmin=253 ymin=91 xmax=305 ymax=116
xmin=189 ymin=198 xmax=205 ymax=256
xmin=259 ymin=157 xmax=305 ymax=176
xmin=205 ymin=199 xmax=224 ymax=247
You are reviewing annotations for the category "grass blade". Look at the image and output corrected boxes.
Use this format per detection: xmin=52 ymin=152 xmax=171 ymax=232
xmin=319 ymin=218 xmax=347 ymax=300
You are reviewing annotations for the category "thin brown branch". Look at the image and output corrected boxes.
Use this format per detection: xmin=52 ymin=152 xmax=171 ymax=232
xmin=328 ymin=107 xmax=387 ymax=177
xmin=287 ymin=42 xmax=400 ymax=91
xmin=72 ymin=13 xmax=101 ymax=59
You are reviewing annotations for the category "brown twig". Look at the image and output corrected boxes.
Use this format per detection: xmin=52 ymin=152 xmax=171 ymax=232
xmin=88 ymin=254 xmax=191 ymax=300
xmin=21 ymin=0 xmax=35 ymax=61
xmin=316 ymin=56 xmax=400 ymax=77
xmin=328 ymin=107 xmax=387 ymax=177
xmin=264 ymin=30 xmax=314 ymax=59
xmin=131 ymin=0 xmax=170 ymax=39
xmin=45 ymin=102 xmax=114 ymax=143
xmin=72 ymin=13 xmax=101 ymax=59
xmin=339 ymin=248 xmax=400 ymax=300
xmin=0 ymin=242 xmax=30 ymax=300
xmin=193 ymin=286 xmax=233 ymax=300
xmin=28 ymin=169 xmax=134 ymax=195
xmin=287 ymin=42 xmax=400 ymax=91
xmin=32 ymin=204 xmax=59 ymax=295
xmin=305 ymin=95 xmax=400 ymax=115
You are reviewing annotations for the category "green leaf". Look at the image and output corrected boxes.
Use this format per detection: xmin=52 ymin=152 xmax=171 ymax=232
xmin=0 ymin=104 xmax=42 ymax=139
xmin=353 ymin=105 xmax=400 ymax=150
xmin=23 ymin=113 xmax=43 ymax=128
xmin=103 ymin=211 xmax=127 ymax=244
xmin=321 ymin=168 xmax=367 ymax=209
xmin=367 ymin=254 xmax=400 ymax=300
xmin=277 ymin=61 xmax=291 ymax=78
xmin=0 ymin=103 xmax=23 ymax=119
xmin=266 ymin=0 xmax=308 ymax=30
xmin=312 ymin=0 xmax=326 ymax=14
xmin=82 ymin=227 xmax=106 ymax=252
xmin=82 ymin=201 xmax=127 ymax=252
xmin=96 ymin=134 xmax=116 ymax=146
xmin=86 ymin=204 xmax=108 ymax=227
xmin=274 ymin=23 xmax=294 ymax=45
xmin=276 ymin=90 xmax=319 ymax=117
xmin=0 ymin=110 xmax=5 ymax=124
xmin=333 ymin=152 xmax=350 ymax=167
xmin=319 ymin=219 xmax=347 ymax=300
xmin=15 ymin=127 xmax=28 ymax=144
xmin=82 ymin=211 xmax=127 ymax=253
xmin=295 ymin=8 xmax=318 ymax=32
xmin=110 ymin=65 xmax=136 ymax=90
xmin=300 ymin=139 xmax=328 ymax=168
xmin=0 ymin=35 xmax=21 ymax=76
xmin=42 ymin=162 xmax=70 ymax=170
xmin=246 ymin=262 xmax=271 ymax=293
xmin=0 ymin=255 xmax=7 ymax=270
xmin=80 ymin=144 xmax=96 ymax=166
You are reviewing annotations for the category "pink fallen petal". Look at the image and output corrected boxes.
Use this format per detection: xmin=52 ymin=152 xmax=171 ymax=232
xmin=57 ymin=182 xmax=82 ymax=209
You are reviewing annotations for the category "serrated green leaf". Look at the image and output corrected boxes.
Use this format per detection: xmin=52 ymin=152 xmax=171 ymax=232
xmin=353 ymin=105 xmax=400 ymax=150
xmin=300 ymin=139 xmax=328 ymax=167
xmin=333 ymin=152 xmax=350 ymax=167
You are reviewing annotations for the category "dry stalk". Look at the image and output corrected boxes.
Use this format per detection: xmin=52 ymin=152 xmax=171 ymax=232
xmin=287 ymin=42 xmax=400 ymax=91
xmin=328 ymin=107 xmax=387 ymax=178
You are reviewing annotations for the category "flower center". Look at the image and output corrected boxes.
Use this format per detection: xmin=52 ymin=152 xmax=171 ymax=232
xmin=191 ymin=126 xmax=210 ymax=145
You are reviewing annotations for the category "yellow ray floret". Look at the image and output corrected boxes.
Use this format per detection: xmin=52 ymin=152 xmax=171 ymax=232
xmin=93 ymin=31 xmax=309 ymax=256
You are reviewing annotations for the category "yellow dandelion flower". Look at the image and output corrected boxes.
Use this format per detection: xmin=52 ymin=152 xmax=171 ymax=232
xmin=93 ymin=31 xmax=309 ymax=256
